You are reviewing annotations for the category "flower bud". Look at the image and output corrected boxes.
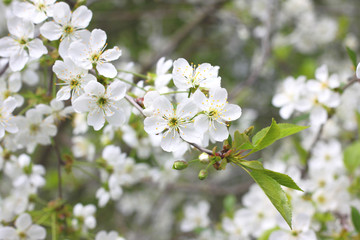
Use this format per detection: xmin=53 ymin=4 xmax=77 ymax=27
xmin=199 ymin=153 xmax=209 ymax=164
xmin=198 ymin=169 xmax=208 ymax=180
xmin=173 ymin=160 xmax=188 ymax=170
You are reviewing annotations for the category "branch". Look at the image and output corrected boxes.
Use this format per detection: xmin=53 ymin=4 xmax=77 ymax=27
xmin=0 ymin=62 xmax=9 ymax=77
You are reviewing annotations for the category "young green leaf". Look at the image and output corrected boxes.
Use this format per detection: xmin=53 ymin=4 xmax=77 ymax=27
xmin=238 ymin=160 xmax=264 ymax=170
xmin=346 ymin=46 xmax=357 ymax=69
xmin=250 ymin=119 xmax=280 ymax=153
xmin=247 ymin=169 xmax=293 ymax=228
xmin=233 ymin=130 xmax=253 ymax=150
xmin=263 ymin=169 xmax=303 ymax=191
xmin=344 ymin=141 xmax=360 ymax=173
xmin=351 ymin=206 xmax=360 ymax=233
xmin=250 ymin=121 xmax=308 ymax=154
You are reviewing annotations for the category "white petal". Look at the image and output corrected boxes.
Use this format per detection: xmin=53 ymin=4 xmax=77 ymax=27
xmin=15 ymin=213 xmax=32 ymax=231
xmin=269 ymin=230 xmax=289 ymax=240
xmin=8 ymin=17 xmax=34 ymax=39
xmin=315 ymin=64 xmax=328 ymax=82
xmin=0 ymin=227 xmax=17 ymax=239
xmin=279 ymin=104 xmax=294 ymax=119
xmin=9 ymin=49 xmax=28 ymax=71
xmin=356 ymin=63 xmax=360 ymax=79
xmin=106 ymin=80 xmax=126 ymax=101
xmin=56 ymin=86 xmax=71 ymax=101
xmin=68 ymin=42 xmax=92 ymax=69
xmin=179 ymin=124 xmax=200 ymax=143
xmin=28 ymin=39 xmax=47 ymax=58
xmin=3 ymin=97 xmax=17 ymax=114
xmin=84 ymin=81 xmax=105 ymax=96
xmin=209 ymin=87 xmax=227 ymax=106
xmin=194 ymin=114 xmax=210 ymax=133
xmin=153 ymin=96 xmax=173 ymax=116
xmin=90 ymin=29 xmax=107 ymax=52
xmin=0 ymin=37 xmax=18 ymax=57
xmin=96 ymin=62 xmax=117 ymax=78
xmin=52 ymin=2 xmax=71 ymax=25
xmin=328 ymin=74 xmax=340 ymax=88
xmin=58 ymin=37 xmax=72 ymax=58
xmin=192 ymin=89 xmax=208 ymax=110
xmin=102 ymin=47 xmax=121 ymax=61
xmin=144 ymin=116 xmax=167 ymax=134
xmin=88 ymin=109 xmax=105 ymax=131
xmin=272 ymin=93 xmax=288 ymax=107
xmin=209 ymin=121 xmax=228 ymax=141
xmin=172 ymin=58 xmax=192 ymax=89
xmin=27 ymin=225 xmax=46 ymax=239
xmin=161 ymin=129 xmax=182 ymax=152
xmin=310 ymin=106 xmax=327 ymax=126
xmin=221 ymin=104 xmax=241 ymax=121
xmin=106 ymin=109 xmax=126 ymax=126
xmin=71 ymin=5 xmax=92 ymax=28
xmin=72 ymin=95 xmax=92 ymax=113
xmin=176 ymin=98 xmax=197 ymax=118
xmin=40 ymin=21 xmax=62 ymax=40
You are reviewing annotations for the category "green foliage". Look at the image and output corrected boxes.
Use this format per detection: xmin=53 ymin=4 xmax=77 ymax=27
xmin=223 ymin=195 xmax=236 ymax=217
xmin=233 ymin=130 xmax=253 ymax=150
xmin=246 ymin=168 xmax=293 ymax=228
xmin=351 ymin=206 xmax=360 ymax=233
xmin=346 ymin=46 xmax=357 ymax=69
xmin=238 ymin=160 xmax=264 ymax=170
xmin=262 ymin=170 xmax=303 ymax=191
xmin=343 ymin=141 xmax=360 ymax=173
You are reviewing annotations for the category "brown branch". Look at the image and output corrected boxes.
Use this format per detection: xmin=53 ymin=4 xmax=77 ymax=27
xmin=0 ymin=62 xmax=9 ymax=77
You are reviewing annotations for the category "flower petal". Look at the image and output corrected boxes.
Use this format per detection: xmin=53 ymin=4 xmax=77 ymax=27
xmin=15 ymin=213 xmax=32 ymax=231
xmin=88 ymin=109 xmax=105 ymax=131
xmin=84 ymin=81 xmax=105 ymax=96
xmin=106 ymin=80 xmax=126 ymax=101
xmin=96 ymin=62 xmax=117 ymax=78
xmin=72 ymin=94 xmax=92 ymax=113
xmin=221 ymin=104 xmax=241 ymax=121
xmin=40 ymin=21 xmax=62 ymax=41
xmin=28 ymin=38 xmax=47 ymax=58
xmin=52 ymin=2 xmax=71 ymax=25
xmin=102 ymin=47 xmax=121 ymax=62
xmin=90 ymin=29 xmax=107 ymax=52
xmin=71 ymin=5 xmax=92 ymax=28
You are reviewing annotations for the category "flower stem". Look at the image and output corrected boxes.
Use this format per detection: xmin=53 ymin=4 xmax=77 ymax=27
xmin=118 ymin=69 xmax=148 ymax=79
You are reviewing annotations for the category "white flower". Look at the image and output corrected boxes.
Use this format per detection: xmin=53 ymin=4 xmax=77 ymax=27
xmin=193 ymin=88 xmax=241 ymax=141
xmin=222 ymin=209 xmax=251 ymax=239
xmin=35 ymin=99 xmax=74 ymax=123
xmin=172 ymin=58 xmax=221 ymax=89
xmin=53 ymin=57 xmax=96 ymax=103
xmin=0 ymin=213 xmax=46 ymax=240
xmin=69 ymin=29 xmax=122 ymax=78
xmin=272 ymin=76 xmax=311 ymax=119
xmin=0 ymin=17 xmax=47 ymax=71
xmin=72 ymin=203 xmax=96 ymax=232
xmin=40 ymin=2 xmax=92 ymax=57
xmin=307 ymin=65 xmax=341 ymax=104
xmin=270 ymin=214 xmax=317 ymax=240
xmin=8 ymin=61 xmax=40 ymax=91
xmin=15 ymin=109 xmax=57 ymax=153
xmin=143 ymin=96 xmax=199 ymax=152
xmin=12 ymin=154 xmax=46 ymax=189
xmin=72 ymin=80 xmax=127 ymax=130
xmin=72 ymin=136 xmax=95 ymax=161
xmin=12 ymin=0 xmax=55 ymax=24
xmin=0 ymin=97 xmax=18 ymax=138
xmin=180 ymin=201 xmax=210 ymax=232
xmin=95 ymin=231 xmax=125 ymax=240
xmin=154 ymin=57 xmax=173 ymax=89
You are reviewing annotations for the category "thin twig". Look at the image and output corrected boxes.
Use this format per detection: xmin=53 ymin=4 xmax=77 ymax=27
xmin=0 ymin=62 xmax=9 ymax=77
xmin=47 ymin=67 xmax=55 ymax=97
xmin=124 ymin=94 xmax=146 ymax=117
xmin=53 ymin=139 xmax=64 ymax=199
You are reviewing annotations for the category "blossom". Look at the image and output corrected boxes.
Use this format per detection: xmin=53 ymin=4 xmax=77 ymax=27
xmin=53 ymin=57 xmax=97 ymax=103
xmin=172 ymin=58 xmax=221 ymax=89
xmin=154 ymin=57 xmax=173 ymax=89
xmin=193 ymin=88 xmax=241 ymax=141
xmin=95 ymin=231 xmax=125 ymax=240
xmin=180 ymin=201 xmax=210 ymax=232
xmin=69 ymin=29 xmax=121 ymax=78
xmin=12 ymin=0 xmax=55 ymax=24
xmin=72 ymin=80 xmax=127 ymax=130
xmin=40 ymin=2 xmax=92 ymax=57
xmin=72 ymin=203 xmax=96 ymax=233
xmin=0 ymin=17 xmax=47 ymax=71
xmin=143 ymin=96 xmax=199 ymax=152
xmin=0 ymin=213 xmax=46 ymax=240
xmin=0 ymin=97 xmax=18 ymax=138
xmin=272 ymin=76 xmax=311 ymax=119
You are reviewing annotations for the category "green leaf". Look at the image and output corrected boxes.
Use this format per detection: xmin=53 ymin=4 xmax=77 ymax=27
xmin=346 ymin=46 xmax=357 ymax=69
xmin=233 ymin=130 xmax=253 ymax=150
xmin=250 ymin=119 xmax=280 ymax=153
xmin=344 ymin=141 xmax=360 ymax=173
xmin=258 ymin=227 xmax=279 ymax=240
xmin=263 ymin=170 xmax=303 ymax=191
xmin=238 ymin=160 xmax=264 ymax=170
xmin=351 ymin=206 xmax=360 ymax=233
xmin=250 ymin=121 xmax=308 ymax=154
xmin=247 ymin=169 xmax=292 ymax=228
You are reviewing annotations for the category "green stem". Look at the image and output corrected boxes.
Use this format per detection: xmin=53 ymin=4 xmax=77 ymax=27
xmin=52 ymin=213 xmax=57 ymax=240
xmin=17 ymin=103 xmax=34 ymax=116
xmin=114 ymin=77 xmax=146 ymax=91
xmin=73 ymin=165 xmax=101 ymax=182
xmin=160 ymin=91 xmax=188 ymax=95
xmin=117 ymin=69 xmax=148 ymax=79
